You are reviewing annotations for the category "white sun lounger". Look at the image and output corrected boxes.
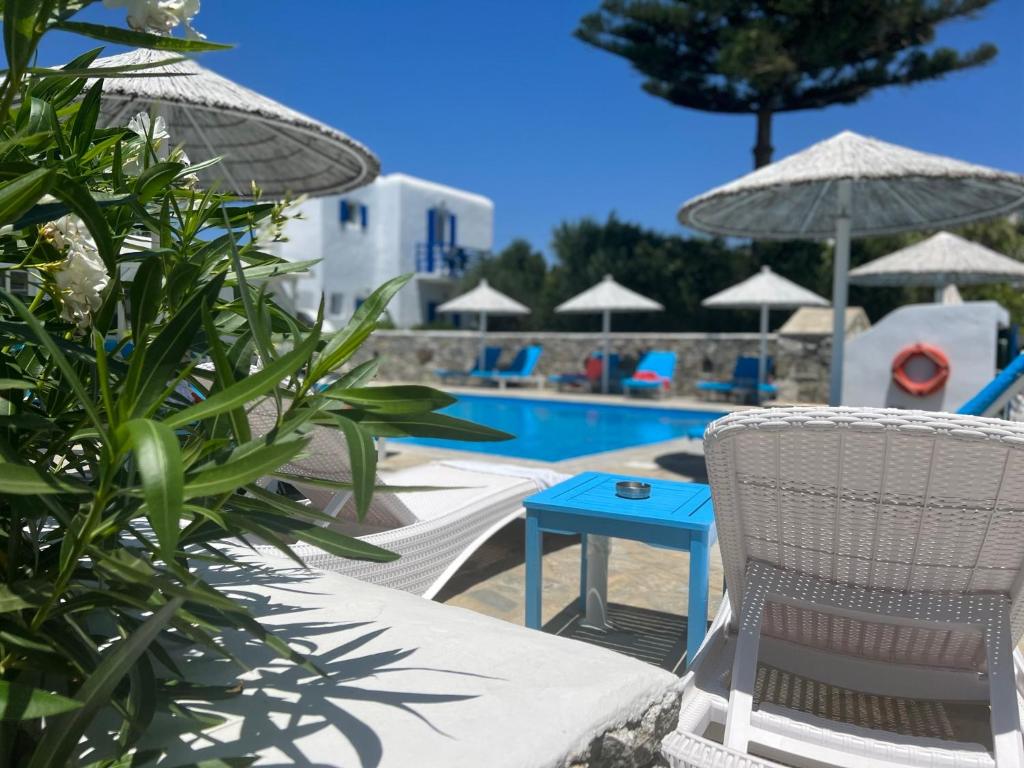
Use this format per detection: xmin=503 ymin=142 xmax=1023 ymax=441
xmin=249 ymin=403 xmax=567 ymax=598
xmin=663 ymin=406 xmax=1024 ymax=768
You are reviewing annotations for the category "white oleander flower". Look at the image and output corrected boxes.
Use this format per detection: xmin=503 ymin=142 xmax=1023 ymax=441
xmin=123 ymin=112 xmax=170 ymax=176
xmin=176 ymin=148 xmax=200 ymax=190
xmin=124 ymin=113 xmax=199 ymax=189
xmin=103 ymin=0 xmax=203 ymax=38
xmin=39 ymin=216 xmax=110 ymax=330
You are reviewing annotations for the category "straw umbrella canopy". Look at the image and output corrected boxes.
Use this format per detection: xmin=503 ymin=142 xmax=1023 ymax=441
xmin=849 ymin=231 xmax=1024 ymax=301
xmin=703 ymin=266 xmax=829 ymax=400
xmin=555 ymin=274 xmax=664 ymax=393
xmin=679 ymin=130 xmax=1024 ymax=405
xmin=92 ymin=49 xmax=379 ymax=197
xmin=437 ymin=279 xmax=530 ymax=369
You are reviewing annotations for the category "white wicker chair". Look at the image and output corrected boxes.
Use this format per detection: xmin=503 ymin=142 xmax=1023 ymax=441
xmin=248 ymin=402 xmax=567 ymax=598
xmin=663 ymin=406 xmax=1024 ymax=768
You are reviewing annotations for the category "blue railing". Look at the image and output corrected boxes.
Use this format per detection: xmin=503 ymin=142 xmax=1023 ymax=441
xmin=413 ymin=243 xmax=486 ymax=278
xmin=957 ymin=353 xmax=1024 ymax=417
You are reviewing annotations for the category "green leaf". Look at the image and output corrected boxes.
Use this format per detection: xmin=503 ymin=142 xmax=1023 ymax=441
xmin=0 ymin=462 xmax=90 ymax=495
xmin=199 ymin=306 xmax=250 ymax=444
xmin=3 ymin=0 xmax=37 ymax=83
xmin=25 ymin=57 xmax=188 ymax=78
xmin=55 ymin=21 xmax=232 ymax=52
xmin=123 ymin=419 xmax=184 ymax=561
xmin=330 ymin=358 xmax=379 ymax=390
xmin=326 ymin=417 xmax=376 ymax=519
xmin=327 ymin=385 xmax=455 ymax=414
xmin=340 ymin=411 xmax=514 ymax=442
xmin=128 ymin=256 xmax=162 ymax=341
xmin=49 ymin=175 xmax=115 ymax=272
xmin=310 ymin=274 xmax=411 ymax=381
xmin=0 ymin=292 xmax=106 ymax=432
xmin=0 ymin=584 xmax=31 ymax=613
xmin=162 ymin=760 xmax=257 ymax=768
xmin=163 ymin=329 xmax=320 ymax=429
xmin=0 ymin=167 xmax=55 ymax=226
xmin=11 ymin=192 xmax=130 ymax=230
xmin=27 ymin=597 xmax=184 ymax=768
xmin=0 ymin=378 xmax=32 ymax=390
xmin=127 ymin=276 xmax=223 ymax=417
xmin=0 ymin=682 xmax=83 ymax=722
xmin=134 ymin=161 xmax=185 ymax=204
xmin=184 ymin=436 xmax=308 ymax=498
xmin=292 ymin=524 xmax=397 ymax=562
xmin=71 ymin=79 xmax=103 ymax=158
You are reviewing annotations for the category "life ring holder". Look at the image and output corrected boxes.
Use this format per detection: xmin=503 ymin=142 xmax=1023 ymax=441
xmin=891 ymin=343 xmax=950 ymax=397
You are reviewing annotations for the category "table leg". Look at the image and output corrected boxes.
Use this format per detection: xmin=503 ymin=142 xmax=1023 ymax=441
xmin=579 ymin=533 xmax=588 ymax=613
xmin=686 ymin=533 xmax=710 ymax=667
xmin=581 ymin=535 xmax=613 ymax=630
xmin=525 ymin=511 xmax=543 ymax=629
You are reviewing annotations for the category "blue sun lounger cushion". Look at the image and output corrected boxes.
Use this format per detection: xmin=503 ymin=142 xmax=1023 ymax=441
xmin=436 ymin=346 xmax=502 ymax=380
xmin=623 ymin=350 xmax=677 ymax=396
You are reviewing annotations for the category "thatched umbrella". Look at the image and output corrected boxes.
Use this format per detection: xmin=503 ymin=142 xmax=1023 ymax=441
xmin=679 ymin=130 xmax=1024 ymax=405
xmin=703 ymin=266 xmax=828 ymax=400
xmin=850 ymin=231 xmax=1024 ymax=301
xmin=93 ymin=49 xmax=378 ymax=197
xmin=555 ymin=275 xmax=663 ymax=393
xmin=437 ymin=280 xmax=529 ymax=369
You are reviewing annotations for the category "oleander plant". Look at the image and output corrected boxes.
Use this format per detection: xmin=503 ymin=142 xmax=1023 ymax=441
xmin=0 ymin=2 xmax=507 ymax=765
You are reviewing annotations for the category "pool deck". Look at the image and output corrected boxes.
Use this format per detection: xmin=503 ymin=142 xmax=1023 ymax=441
xmin=377 ymin=385 xmax=742 ymax=672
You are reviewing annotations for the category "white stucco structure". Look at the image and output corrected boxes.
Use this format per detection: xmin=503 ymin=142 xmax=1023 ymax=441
xmin=843 ymin=301 xmax=1009 ymax=411
xmin=273 ymin=173 xmax=494 ymax=328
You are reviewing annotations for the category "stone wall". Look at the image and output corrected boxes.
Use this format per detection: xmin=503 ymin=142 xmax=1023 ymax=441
xmin=352 ymin=329 xmax=831 ymax=403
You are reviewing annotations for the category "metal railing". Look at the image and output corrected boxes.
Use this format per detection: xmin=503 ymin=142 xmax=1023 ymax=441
xmin=413 ymin=243 xmax=487 ymax=278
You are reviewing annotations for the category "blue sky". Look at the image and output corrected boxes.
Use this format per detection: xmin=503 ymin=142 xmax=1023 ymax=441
xmin=38 ymin=1 xmax=1024 ymax=256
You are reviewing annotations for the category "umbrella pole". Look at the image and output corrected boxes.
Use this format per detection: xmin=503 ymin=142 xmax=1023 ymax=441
xmin=829 ymin=180 xmax=853 ymax=407
xmin=479 ymin=311 xmax=487 ymax=371
xmin=758 ymin=304 xmax=769 ymax=404
xmin=601 ymin=310 xmax=611 ymax=394
xmin=934 ymin=284 xmax=945 ymax=303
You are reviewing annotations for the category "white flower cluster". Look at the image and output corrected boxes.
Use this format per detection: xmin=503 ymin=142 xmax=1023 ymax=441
xmin=103 ymin=0 xmax=204 ymax=39
xmin=124 ymin=112 xmax=199 ymax=189
xmin=39 ymin=216 xmax=110 ymax=330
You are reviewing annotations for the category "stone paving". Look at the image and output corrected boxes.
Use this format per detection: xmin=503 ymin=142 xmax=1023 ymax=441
xmin=378 ymin=392 xmax=730 ymax=672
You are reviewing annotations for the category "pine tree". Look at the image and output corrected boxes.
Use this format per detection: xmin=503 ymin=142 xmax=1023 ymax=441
xmin=576 ymin=0 xmax=997 ymax=167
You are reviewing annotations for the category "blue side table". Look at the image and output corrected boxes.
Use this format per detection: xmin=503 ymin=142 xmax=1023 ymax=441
xmin=523 ymin=471 xmax=715 ymax=666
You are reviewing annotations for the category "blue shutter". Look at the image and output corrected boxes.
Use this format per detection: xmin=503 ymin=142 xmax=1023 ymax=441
xmin=448 ymin=213 xmax=457 ymax=246
xmin=359 ymin=204 xmax=368 ymax=230
xmin=339 ymin=199 xmax=350 ymax=223
xmin=426 ymin=208 xmax=436 ymax=272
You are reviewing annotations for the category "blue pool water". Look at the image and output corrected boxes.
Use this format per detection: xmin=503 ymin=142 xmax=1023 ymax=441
xmin=399 ymin=395 xmax=726 ymax=461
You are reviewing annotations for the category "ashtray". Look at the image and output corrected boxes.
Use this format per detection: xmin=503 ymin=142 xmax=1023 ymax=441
xmin=616 ymin=481 xmax=651 ymax=500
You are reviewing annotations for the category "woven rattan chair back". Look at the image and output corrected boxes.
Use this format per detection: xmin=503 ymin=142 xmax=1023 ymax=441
xmin=705 ymin=406 xmax=1024 ymax=671
xmin=247 ymin=399 xmax=417 ymax=529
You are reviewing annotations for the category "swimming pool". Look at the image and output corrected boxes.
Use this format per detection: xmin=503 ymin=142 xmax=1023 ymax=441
xmin=398 ymin=395 xmax=726 ymax=461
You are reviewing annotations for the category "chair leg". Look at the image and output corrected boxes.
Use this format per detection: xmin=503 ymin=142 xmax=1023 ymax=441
xmin=322 ymin=490 xmax=353 ymax=519
xmin=986 ymin=607 xmax=1024 ymax=767
xmin=723 ymin=572 xmax=767 ymax=753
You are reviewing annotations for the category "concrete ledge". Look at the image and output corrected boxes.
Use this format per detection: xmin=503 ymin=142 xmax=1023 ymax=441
xmin=157 ymin=552 xmax=682 ymax=767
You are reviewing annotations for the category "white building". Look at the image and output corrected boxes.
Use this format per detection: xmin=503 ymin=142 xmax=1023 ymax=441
xmin=274 ymin=173 xmax=494 ymax=329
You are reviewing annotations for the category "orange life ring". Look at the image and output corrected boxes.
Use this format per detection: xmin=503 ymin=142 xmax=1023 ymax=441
xmin=891 ymin=343 xmax=950 ymax=397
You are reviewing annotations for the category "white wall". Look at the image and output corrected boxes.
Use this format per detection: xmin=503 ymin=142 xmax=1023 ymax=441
xmin=274 ymin=173 xmax=494 ymax=329
xmin=843 ymin=302 xmax=1008 ymax=411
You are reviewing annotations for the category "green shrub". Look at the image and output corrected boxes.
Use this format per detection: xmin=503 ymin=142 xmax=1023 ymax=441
xmin=0 ymin=3 xmax=506 ymax=765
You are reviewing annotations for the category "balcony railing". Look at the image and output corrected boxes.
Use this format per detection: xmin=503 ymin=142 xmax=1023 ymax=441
xmin=413 ymin=243 xmax=487 ymax=278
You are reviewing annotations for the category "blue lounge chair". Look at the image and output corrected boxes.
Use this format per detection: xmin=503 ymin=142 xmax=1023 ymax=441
xmin=548 ymin=352 xmax=621 ymax=392
xmin=474 ymin=345 xmax=543 ymax=389
xmin=622 ymin=350 xmax=677 ymax=398
xmin=435 ymin=346 xmax=501 ymax=382
xmin=697 ymin=356 xmax=776 ymax=402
